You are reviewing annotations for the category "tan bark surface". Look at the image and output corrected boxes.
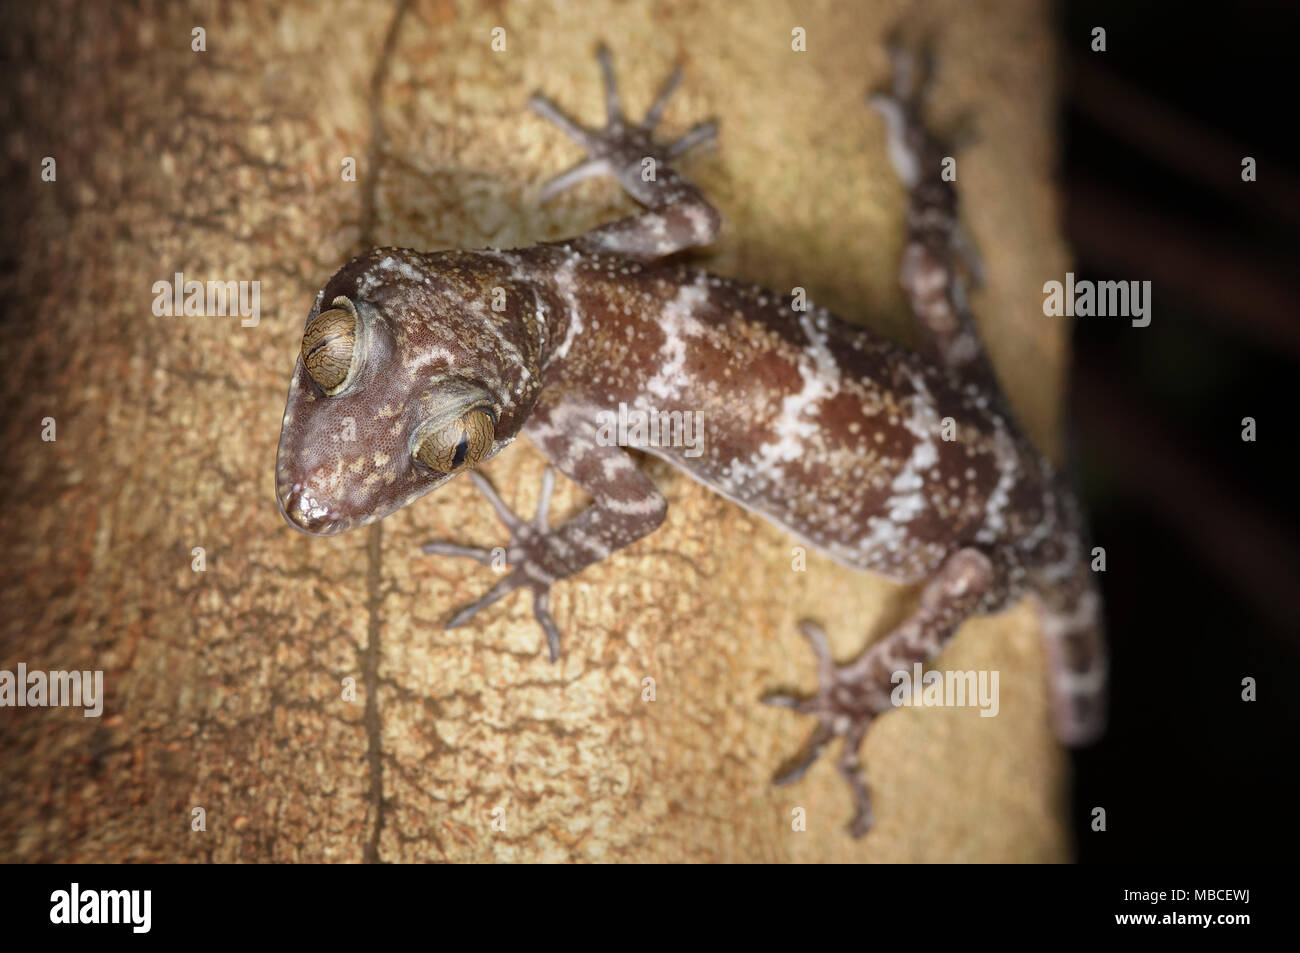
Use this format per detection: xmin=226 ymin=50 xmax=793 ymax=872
xmin=0 ymin=0 xmax=1073 ymax=862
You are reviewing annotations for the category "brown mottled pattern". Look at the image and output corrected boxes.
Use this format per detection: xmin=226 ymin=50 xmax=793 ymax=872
xmin=529 ymin=252 xmax=1051 ymax=585
xmin=277 ymin=228 xmax=1105 ymax=754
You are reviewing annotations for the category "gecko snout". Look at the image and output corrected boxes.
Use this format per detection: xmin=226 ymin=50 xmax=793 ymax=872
xmin=277 ymin=480 xmax=351 ymax=536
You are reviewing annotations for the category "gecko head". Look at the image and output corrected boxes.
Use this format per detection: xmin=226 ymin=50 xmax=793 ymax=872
xmin=275 ymin=249 xmax=539 ymax=536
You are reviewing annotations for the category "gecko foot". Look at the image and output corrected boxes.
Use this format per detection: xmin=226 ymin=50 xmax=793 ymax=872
xmin=422 ymin=467 xmax=568 ymax=661
xmin=867 ymin=35 xmax=980 ymax=190
xmin=763 ymin=621 xmax=884 ymax=838
xmin=874 ymin=31 xmax=937 ymax=108
xmin=866 ymin=33 xmax=948 ymax=190
xmin=529 ymin=44 xmax=717 ymax=202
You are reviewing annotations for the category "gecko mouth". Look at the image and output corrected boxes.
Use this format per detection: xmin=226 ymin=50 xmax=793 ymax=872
xmin=277 ymin=481 xmax=354 ymax=536
xmin=274 ymin=465 xmax=454 ymax=537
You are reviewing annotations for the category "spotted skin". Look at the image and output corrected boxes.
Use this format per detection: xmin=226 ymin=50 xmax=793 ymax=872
xmin=275 ymin=42 xmax=1106 ymax=837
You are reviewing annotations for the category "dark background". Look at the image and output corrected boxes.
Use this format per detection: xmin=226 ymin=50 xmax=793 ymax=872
xmin=1060 ymin=0 xmax=1299 ymax=860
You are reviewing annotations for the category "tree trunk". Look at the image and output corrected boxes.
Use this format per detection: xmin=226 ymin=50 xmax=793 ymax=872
xmin=0 ymin=0 xmax=1074 ymax=862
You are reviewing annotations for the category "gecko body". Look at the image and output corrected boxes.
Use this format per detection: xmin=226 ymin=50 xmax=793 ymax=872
xmin=275 ymin=43 xmax=1106 ymax=836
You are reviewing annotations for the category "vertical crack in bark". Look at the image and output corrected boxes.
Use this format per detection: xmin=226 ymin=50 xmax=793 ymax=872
xmin=362 ymin=521 xmax=386 ymax=864
xmin=360 ymin=0 xmax=413 ymax=865
xmin=359 ymin=0 xmax=413 ymax=247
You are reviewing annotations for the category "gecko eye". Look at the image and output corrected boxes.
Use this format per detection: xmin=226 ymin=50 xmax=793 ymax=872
xmin=412 ymin=408 xmax=496 ymax=474
xmin=301 ymin=297 xmax=364 ymax=396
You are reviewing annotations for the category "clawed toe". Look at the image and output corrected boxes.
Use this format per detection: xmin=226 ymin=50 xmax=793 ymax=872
xmin=467 ymin=470 xmax=524 ymax=532
xmin=531 ymin=44 xmax=713 ymax=202
xmin=760 ymin=691 xmax=806 ymax=710
xmin=642 ymin=64 xmax=682 ymax=129
xmin=537 ymin=158 xmax=609 ymax=202
xmin=666 ymin=120 xmax=717 ymax=159
xmin=528 ymin=93 xmax=596 ymax=149
xmin=867 ymin=28 xmax=940 ymax=127
xmin=771 ymin=721 xmax=834 ymax=786
xmin=767 ymin=618 xmax=881 ymax=836
xmin=531 ymin=589 xmax=562 ymax=661
xmin=427 ymin=467 xmax=569 ymax=660
xmin=838 ymin=742 xmax=873 ymax=836
xmin=445 ymin=574 xmax=519 ymax=629
xmin=880 ymin=29 xmax=937 ymax=104
xmin=420 ymin=540 xmax=496 ymax=564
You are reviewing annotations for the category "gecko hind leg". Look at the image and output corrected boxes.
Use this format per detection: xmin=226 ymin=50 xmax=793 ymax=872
xmin=868 ymin=35 xmax=997 ymax=390
xmin=530 ymin=44 xmax=721 ymax=260
xmin=764 ymin=547 xmax=998 ymax=837
xmin=422 ymin=468 xmax=566 ymax=660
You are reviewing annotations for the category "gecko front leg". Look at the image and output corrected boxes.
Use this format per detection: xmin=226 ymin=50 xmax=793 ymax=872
xmin=530 ymin=44 xmax=721 ymax=260
xmin=424 ymin=398 xmax=667 ymax=661
xmin=423 ymin=49 xmax=717 ymax=658
xmin=422 ymin=467 xmax=567 ymax=659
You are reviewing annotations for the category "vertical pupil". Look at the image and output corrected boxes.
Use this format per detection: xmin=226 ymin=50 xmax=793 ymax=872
xmin=305 ymin=332 xmax=342 ymax=359
xmin=451 ymin=431 xmax=470 ymax=468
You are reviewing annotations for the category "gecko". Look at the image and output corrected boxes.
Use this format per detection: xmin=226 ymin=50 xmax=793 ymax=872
xmin=274 ymin=41 xmax=1107 ymax=837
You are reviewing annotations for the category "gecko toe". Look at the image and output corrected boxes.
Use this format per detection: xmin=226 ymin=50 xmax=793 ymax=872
xmin=641 ymin=64 xmax=682 ymax=130
xmin=665 ymin=120 xmax=718 ymax=159
xmin=880 ymin=28 xmax=936 ymax=105
xmin=538 ymin=158 xmax=611 ymax=203
xmin=846 ymin=802 xmax=875 ymax=839
xmin=769 ymin=618 xmax=883 ymax=835
xmin=430 ymin=466 xmax=575 ymax=660
xmin=532 ymin=590 xmax=564 ymax=661
xmin=760 ymin=691 xmax=805 ymax=710
xmin=771 ymin=721 xmax=834 ymax=787
xmin=443 ymin=569 xmax=569 ymax=662
xmin=420 ymin=540 xmax=497 ymax=565
xmin=445 ymin=575 xmax=519 ymax=629
xmin=530 ymin=43 xmax=715 ymax=204
xmin=529 ymin=93 xmax=596 ymax=149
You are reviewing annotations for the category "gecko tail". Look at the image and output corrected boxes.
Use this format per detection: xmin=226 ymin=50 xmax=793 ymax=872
xmin=1036 ymin=573 xmax=1109 ymax=746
